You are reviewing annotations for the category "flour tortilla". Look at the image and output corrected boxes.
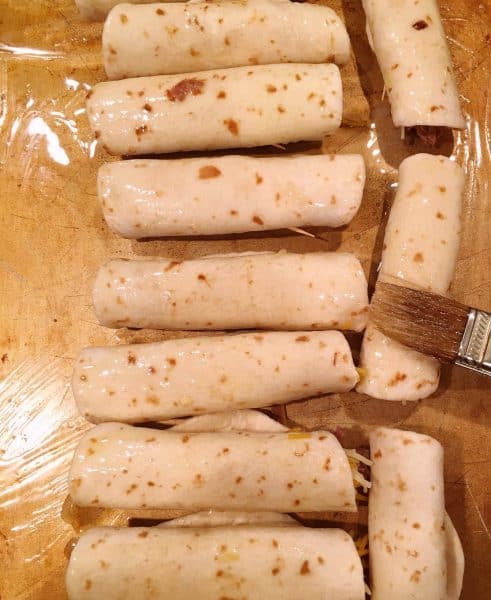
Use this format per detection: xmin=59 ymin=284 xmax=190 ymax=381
xmin=66 ymin=525 xmax=365 ymax=600
xmin=93 ymin=252 xmax=369 ymax=331
xmin=73 ymin=331 xmax=358 ymax=423
xmin=76 ymin=0 xmax=164 ymax=21
xmin=104 ymin=0 xmax=350 ymax=79
xmin=369 ymin=427 xmax=464 ymax=600
xmin=98 ymin=154 xmax=365 ymax=237
xmin=361 ymin=0 xmax=464 ymax=129
xmin=357 ymin=154 xmax=464 ymax=400
xmin=87 ymin=63 xmax=342 ymax=155
xmin=157 ymin=510 xmax=297 ymax=529
xmin=69 ymin=423 xmax=357 ymax=512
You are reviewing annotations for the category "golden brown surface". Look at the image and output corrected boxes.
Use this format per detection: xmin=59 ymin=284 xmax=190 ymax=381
xmin=0 ymin=0 xmax=490 ymax=598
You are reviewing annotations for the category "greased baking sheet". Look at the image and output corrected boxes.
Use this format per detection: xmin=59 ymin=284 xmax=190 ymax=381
xmin=0 ymin=0 xmax=490 ymax=598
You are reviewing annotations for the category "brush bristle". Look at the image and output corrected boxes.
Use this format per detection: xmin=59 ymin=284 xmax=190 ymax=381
xmin=370 ymin=282 xmax=470 ymax=363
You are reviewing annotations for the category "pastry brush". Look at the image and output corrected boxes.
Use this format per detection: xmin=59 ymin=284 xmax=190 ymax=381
xmin=370 ymin=281 xmax=491 ymax=376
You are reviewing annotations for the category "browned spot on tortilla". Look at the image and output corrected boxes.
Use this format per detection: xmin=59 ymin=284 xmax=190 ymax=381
xmin=388 ymin=371 xmax=407 ymax=386
xmin=217 ymin=90 xmax=226 ymax=99
xmin=86 ymin=89 xmax=93 ymax=99
xmin=84 ymin=580 xmax=92 ymax=590
xmin=255 ymin=173 xmax=263 ymax=184
xmin=439 ymin=186 xmax=447 ymax=193
xmin=272 ymin=567 xmax=280 ymax=575
xmin=127 ymin=352 xmax=137 ymax=365
xmin=138 ymin=531 xmax=149 ymax=538
xmin=146 ymin=395 xmax=160 ymax=405
xmin=317 ymin=556 xmax=324 ymax=564
xmin=374 ymin=449 xmax=382 ymax=459
xmin=277 ymin=105 xmax=285 ymax=113
xmin=164 ymin=261 xmax=181 ymax=271
xmin=120 ymin=14 xmax=128 ymax=24
xmin=266 ymin=84 xmax=277 ymax=93
xmin=397 ymin=476 xmax=407 ymax=491
xmin=156 ymin=8 xmax=165 ymax=15
xmin=142 ymin=103 xmax=152 ymax=112
xmin=410 ymin=570 xmax=422 ymax=582
xmin=412 ymin=522 xmax=421 ymax=528
xmin=230 ymin=209 xmax=238 ymax=216
xmin=166 ymin=78 xmax=204 ymax=102
xmin=324 ymin=458 xmax=331 ymax=470
xmin=224 ymin=119 xmax=239 ymax=135
xmin=167 ymin=357 xmax=177 ymax=367
xmin=295 ymin=335 xmax=309 ymax=342
xmin=147 ymin=481 xmax=155 ymax=486
xmin=430 ymin=104 xmax=445 ymax=112
xmin=135 ymin=125 xmax=148 ymax=137
xmin=252 ymin=215 xmax=263 ymax=225
xmin=197 ymin=273 xmax=211 ymax=286
xmin=413 ymin=252 xmax=424 ymax=263
xmin=300 ymin=560 xmax=310 ymax=575
xmin=199 ymin=165 xmax=221 ymax=179
xmin=224 ymin=36 xmax=230 ymax=45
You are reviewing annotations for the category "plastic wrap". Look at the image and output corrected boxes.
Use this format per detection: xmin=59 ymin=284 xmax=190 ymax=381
xmin=0 ymin=1 xmax=489 ymax=598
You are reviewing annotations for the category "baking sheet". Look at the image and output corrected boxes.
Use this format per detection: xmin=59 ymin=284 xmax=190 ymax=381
xmin=0 ymin=0 xmax=490 ymax=598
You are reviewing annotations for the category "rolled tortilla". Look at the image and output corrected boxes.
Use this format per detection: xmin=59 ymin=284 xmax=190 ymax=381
xmin=93 ymin=252 xmax=369 ymax=331
xmin=87 ymin=63 xmax=342 ymax=155
xmin=444 ymin=513 xmax=465 ymax=600
xmin=99 ymin=154 xmax=365 ymax=238
xmin=158 ymin=510 xmax=297 ymax=528
xmin=357 ymin=154 xmax=464 ymax=400
xmin=73 ymin=331 xmax=359 ymax=423
xmin=76 ymin=0 xmax=167 ymax=21
xmin=103 ymin=0 xmax=350 ymax=80
xmin=66 ymin=525 xmax=365 ymax=600
xmin=362 ymin=0 xmax=464 ymax=129
xmin=170 ymin=409 xmax=289 ymax=433
xmin=369 ymin=427 xmax=464 ymax=600
xmin=69 ymin=423 xmax=357 ymax=511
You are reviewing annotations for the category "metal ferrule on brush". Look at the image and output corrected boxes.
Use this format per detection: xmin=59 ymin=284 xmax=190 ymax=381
xmin=456 ymin=309 xmax=491 ymax=375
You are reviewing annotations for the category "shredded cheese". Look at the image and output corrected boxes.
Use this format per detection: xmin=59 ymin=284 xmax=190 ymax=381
xmin=345 ymin=449 xmax=372 ymax=491
xmin=355 ymin=534 xmax=369 ymax=558
xmin=356 ymin=367 xmax=368 ymax=382
xmin=288 ymin=227 xmax=316 ymax=238
xmin=287 ymin=431 xmax=312 ymax=440
xmin=345 ymin=449 xmax=373 ymax=467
